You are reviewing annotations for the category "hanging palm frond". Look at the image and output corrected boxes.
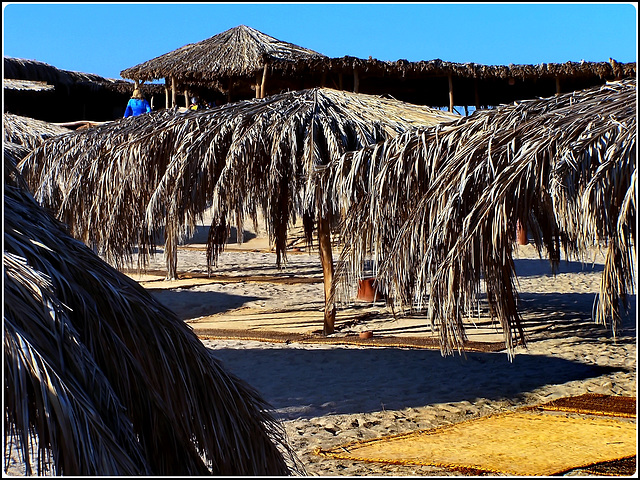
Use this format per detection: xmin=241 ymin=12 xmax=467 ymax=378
xmin=331 ymin=79 xmax=636 ymax=356
xmin=4 ymin=152 xmax=304 ymax=476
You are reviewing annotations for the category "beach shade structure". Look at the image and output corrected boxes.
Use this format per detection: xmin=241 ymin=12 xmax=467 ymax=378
xmin=3 ymin=113 xmax=71 ymax=151
xmin=18 ymin=88 xmax=459 ymax=335
xmin=329 ymin=79 xmax=636 ymax=356
xmin=4 ymin=151 xmax=304 ymax=475
xmin=120 ymin=24 xmax=328 ymax=104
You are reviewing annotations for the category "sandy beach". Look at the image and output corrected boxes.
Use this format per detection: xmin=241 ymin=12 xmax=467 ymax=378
xmin=5 ymin=220 xmax=636 ymax=476
xmin=131 ymin=220 xmax=636 ymax=476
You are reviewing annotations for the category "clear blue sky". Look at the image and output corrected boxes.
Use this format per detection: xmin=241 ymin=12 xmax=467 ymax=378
xmin=2 ymin=2 xmax=638 ymax=80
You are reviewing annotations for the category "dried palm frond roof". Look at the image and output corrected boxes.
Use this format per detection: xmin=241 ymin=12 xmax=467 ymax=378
xmin=271 ymin=55 xmax=635 ymax=82
xmin=121 ymin=24 xmax=327 ymax=83
xmin=4 ymin=151 xmax=303 ymax=475
xmin=4 ymin=57 xmax=164 ymax=95
xmin=18 ymin=88 xmax=459 ymax=277
xmin=3 ymin=78 xmax=55 ymax=91
xmin=3 ymin=112 xmax=71 ymax=150
xmin=330 ymin=79 xmax=636 ymax=356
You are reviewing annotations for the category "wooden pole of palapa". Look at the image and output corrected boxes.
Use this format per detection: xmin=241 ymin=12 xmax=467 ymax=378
xmin=164 ymin=79 xmax=169 ymax=110
xmin=555 ymin=76 xmax=561 ymax=95
xmin=474 ymin=78 xmax=480 ymax=110
xmin=260 ymin=64 xmax=268 ymax=98
xmin=171 ymin=76 xmax=177 ymax=108
xmin=353 ymin=68 xmax=359 ymax=93
xmin=448 ymin=74 xmax=454 ymax=112
xmin=318 ymin=215 xmax=336 ymax=335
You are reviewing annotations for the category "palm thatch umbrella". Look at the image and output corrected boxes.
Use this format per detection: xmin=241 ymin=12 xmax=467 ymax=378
xmin=330 ymin=79 xmax=636 ymax=356
xmin=121 ymin=24 xmax=328 ymax=102
xmin=18 ymin=88 xmax=459 ymax=334
xmin=3 ymin=113 xmax=71 ymax=151
xmin=4 ymin=151 xmax=304 ymax=475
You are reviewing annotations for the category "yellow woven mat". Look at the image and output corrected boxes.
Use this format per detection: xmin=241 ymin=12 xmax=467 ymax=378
xmin=316 ymin=410 xmax=637 ymax=476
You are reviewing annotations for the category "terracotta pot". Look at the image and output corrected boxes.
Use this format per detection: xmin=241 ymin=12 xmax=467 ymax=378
xmin=357 ymin=277 xmax=385 ymax=302
xmin=517 ymin=220 xmax=528 ymax=246
xmin=359 ymin=331 xmax=373 ymax=339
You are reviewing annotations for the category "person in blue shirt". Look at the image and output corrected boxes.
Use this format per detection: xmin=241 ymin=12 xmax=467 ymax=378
xmin=123 ymin=89 xmax=151 ymax=118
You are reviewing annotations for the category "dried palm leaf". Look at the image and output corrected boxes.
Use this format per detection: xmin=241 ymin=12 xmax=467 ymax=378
xmin=4 ymin=153 xmax=304 ymax=475
xmin=332 ymin=79 xmax=636 ymax=356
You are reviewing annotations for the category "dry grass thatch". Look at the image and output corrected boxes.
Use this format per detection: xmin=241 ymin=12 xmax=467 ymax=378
xmin=18 ymin=88 xmax=459 ymax=278
xmin=270 ymin=55 xmax=635 ymax=83
xmin=3 ymin=113 xmax=72 ymax=151
xmin=3 ymin=79 xmax=55 ymax=92
xmin=120 ymin=25 xmax=327 ymax=83
xmin=329 ymin=79 xmax=636 ymax=356
xmin=4 ymin=57 xmax=163 ymax=96
xmin=4 ymin=151 xmax=303 ymax=476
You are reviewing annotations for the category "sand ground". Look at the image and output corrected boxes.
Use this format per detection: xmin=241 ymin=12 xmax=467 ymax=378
xmin=5 ymin=219 xmax=636 ymax=476
xmin=130 ymin=221 xmax=637 ymax=476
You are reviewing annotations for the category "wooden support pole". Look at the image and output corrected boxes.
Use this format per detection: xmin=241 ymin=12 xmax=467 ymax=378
xmin=555 ymin=76 xmax=561 ymax=95
xmin=317 ymin=216 xmax=336 ymax=335
xmin=255 ymin=74 xmax=261 ymax=99
xmin=184 ymin=90 xmax=189 ymax=107
xmin=260 ymin=64 xmax=268 ymax=98
xmin=164 ymin=79 xmax=169 ymax=110
xmin=474 ymin=78 xmax=480 ymax=110
xmin=165 ymin=222 xmax=178 ymax=280
xmin=448 ymin=74 xmax=454 ymax=112
xmin=171 ymin=76 xmax=177 ymax=108
xmin=353 ymin=68 xmax=359 ymax=93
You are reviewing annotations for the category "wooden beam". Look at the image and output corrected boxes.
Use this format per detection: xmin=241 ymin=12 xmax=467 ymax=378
xmin=353 ymin=68 xmax=359 ymax=93
xmin=448 ymin=74 xmax=454 ymax=112
xmin=260 ymin=64 xmax=268 ymax=98
xmin=164 ymin=79 xmax=169 ymax=110
xmin=555 ymin=76 xmax=561 ymax=95
xmin=255 ymin=74 xmax=261 ymax=99
xmin=184 ymin=90 xmax=189 ymax=107
xmin=171 ymin=76 xmax=177 ymax=108
xmin=474 ymin=78 xmax=480 ymax=110
xmin=317 ymin=216 xmax=336 ymax=335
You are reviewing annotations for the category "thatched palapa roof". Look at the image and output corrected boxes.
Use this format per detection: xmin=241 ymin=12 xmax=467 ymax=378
xmin=330 ymin=79 xmax=636 ymax=355
xmin=120 ymin=24 xmax=327 ymax=97
xmin=4 ymin=150 xmax=303 ymax=475
xmin=4 ymin=57 xmax=163 ymax=95
xmin=18 ymin=88 xmax=459 ymax=334
xmin=3 ymin=78 xmax=55 ymax=92
xmin=3 ymin=112 xmax=71 ymax=150
xmin=18 ymin=88 xmax=457 ymax=269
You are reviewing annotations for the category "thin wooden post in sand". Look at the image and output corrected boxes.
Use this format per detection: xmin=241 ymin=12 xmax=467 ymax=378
xmin=171 ymin=76 xmax=177 ymax=108
xmin=260 ymin=64 xmax=268 ymax=98
xmin=448 ymin=74 xmax=454 ymax=112
xmin=317 ymin=216 xmax=336 ymax=335
xmin=165 ymin=221 xmax=178 ymax=280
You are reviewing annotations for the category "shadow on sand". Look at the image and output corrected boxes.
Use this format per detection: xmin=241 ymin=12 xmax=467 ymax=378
xmin=209 ymin=344 xmax=627 ymax=420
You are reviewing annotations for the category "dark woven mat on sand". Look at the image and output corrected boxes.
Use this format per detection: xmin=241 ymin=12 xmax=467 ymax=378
xmin=196 ymin=328 xmax=506 ymax=352
xmin=530 ymin=393 xmax=636 ymax=418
